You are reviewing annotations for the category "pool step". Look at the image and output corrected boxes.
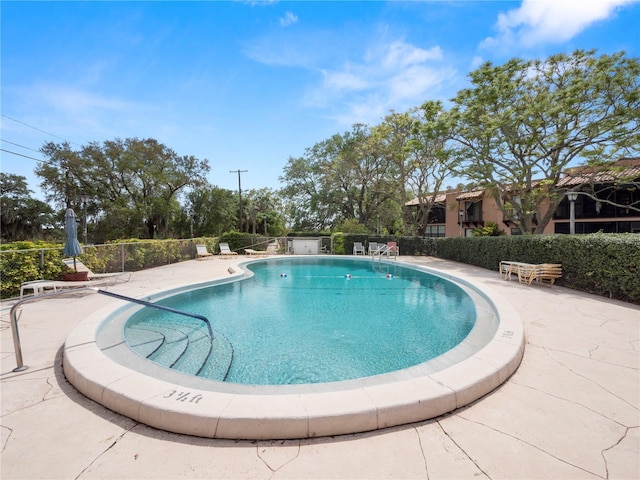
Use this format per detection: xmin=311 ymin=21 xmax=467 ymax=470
xmin=146 ymin=323 xmax=189 ymax=368
xmin=125 ymin=317 xmax=232 ymax=380
xmin=198 ymin=331 xmax=233 ymax=380
xmin=125 ymin=328 xmax=164 ymax=357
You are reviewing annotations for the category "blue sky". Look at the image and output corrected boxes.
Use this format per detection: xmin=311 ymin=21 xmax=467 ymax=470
xmin=2 ymin=0 xmax=639 ymax=200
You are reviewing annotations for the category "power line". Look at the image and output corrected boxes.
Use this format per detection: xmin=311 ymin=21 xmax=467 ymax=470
xmin=1 ymin=139 xmax=42 ymax=153
xmin=1 ymin=113 xmax=81 ymax=146
xmin=0 ymin=148 xmax=47 ymax=163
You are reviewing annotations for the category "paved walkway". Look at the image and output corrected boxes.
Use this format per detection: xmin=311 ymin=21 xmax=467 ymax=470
xmin=1 ymin=256 xmax=638 ymax=479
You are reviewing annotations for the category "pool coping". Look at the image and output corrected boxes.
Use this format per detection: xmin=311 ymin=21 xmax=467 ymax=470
xmin=63 ymin=257 xmax=525 ymax=440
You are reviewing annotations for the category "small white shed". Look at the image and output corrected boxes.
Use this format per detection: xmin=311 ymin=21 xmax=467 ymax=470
xmin=290 ymin=238 xmax=321 ymax=255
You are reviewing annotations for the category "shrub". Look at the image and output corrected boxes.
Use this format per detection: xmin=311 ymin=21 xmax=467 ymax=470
xmin=472 ymin=221 xmax=505 ymax=236
xmin=219 ymin=232 xmax=270 ymax=252
xmin=331 ymin=233 xmax=345 ymax=255
xmin=435 ymin=234 xmax=640 ymax=304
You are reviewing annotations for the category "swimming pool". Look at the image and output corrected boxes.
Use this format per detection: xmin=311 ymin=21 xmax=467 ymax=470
xmin=122 ymin=257 xmax=477 ymax=385
xmin=63 ymin=256 xmax=525 ymax=439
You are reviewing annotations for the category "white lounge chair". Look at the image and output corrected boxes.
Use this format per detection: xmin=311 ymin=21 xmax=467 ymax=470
xmin=196 ymin=244 xmax=214 ymax=260
xmin=62 ymin=258 xmax=131 ymax=281
xmin=218 ymin=243 xmax=238 ymax=258
xmin=265 ymin=242 xmax=280 ymax=255
xmin=20 ymin=277 xmax=115 ymax=298
xmin=353 ymin=242 xmax=365 ymax=255
xmin=368 ymin=242 xmax=378 ymax=255
xmin=244 ymin=248 xmax=265 ymax=256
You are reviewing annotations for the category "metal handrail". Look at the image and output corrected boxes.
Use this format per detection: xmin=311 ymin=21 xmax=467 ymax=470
xmin=97 ymin=290 xmax=218 ymax=378
xmin=9 ymin=287 xmax=214 ymax=373
xmin=9 ymin=287 xmax=99 ymax=372
xmin=370 ymin=245 xmax=399 ymax=261
xmin=370 ymin=246 xmax=389 ymax=261
xmin=96 ymin=290 xmax=213 ymax=338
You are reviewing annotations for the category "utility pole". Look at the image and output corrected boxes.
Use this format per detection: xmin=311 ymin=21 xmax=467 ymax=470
xmin=230 ymin=169 xmax=248 ymax=231
xmin=79 ymin=194 xmax=90 ymax=244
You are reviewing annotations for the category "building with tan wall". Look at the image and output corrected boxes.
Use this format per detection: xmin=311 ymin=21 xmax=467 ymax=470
xmin=407 ymin=158 xmax=640 ymax=237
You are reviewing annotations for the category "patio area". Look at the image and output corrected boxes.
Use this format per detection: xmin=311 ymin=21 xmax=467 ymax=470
xmin=1 ymin=256 xmax=638 ymax=479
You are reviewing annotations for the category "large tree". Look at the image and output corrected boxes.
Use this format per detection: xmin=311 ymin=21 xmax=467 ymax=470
xmin=402 ymin=101 xmax=458 ymax=236
xmin=0 ymin=173 xmax=55 ymax=241
xmin=371 ymin=110 xmax=414 ymax=232
xmin=178 ymin=185 xmax=237 ymax=237
xmin=36 ymin=138 xmax=210 ymax=240
xmin=451 ymin=50 xmax=640 ymax=233
xmin=280 ymin=152 xmax=340 ymax=231
xmin=243 ymin=188 xmax=287 ymax=236
xmin=280 ymin=125 xmax=400 ymax=232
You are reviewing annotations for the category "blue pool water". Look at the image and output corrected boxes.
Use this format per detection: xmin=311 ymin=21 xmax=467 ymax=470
xmin=123 ymin=257 xmax=476 ymax=385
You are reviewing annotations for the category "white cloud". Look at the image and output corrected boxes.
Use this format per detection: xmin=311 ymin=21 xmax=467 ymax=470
xmin=481 ymin=0 xmax=639 ymax=50
xmin=280 ymin=11 xmax=298 ymax=27
xmin=321 ymin=68 xmax=370 ymax=91
xmin=246 ymin=32 xmax=456 ymax=126
xmin=307 ymin=40 xmax=455 ymax=126
xmin=8 ymin=82 xmax=156 ymax=143
xmin=382 ymin=42 xmax=442 ymax=69
xmin=243 ymin=31 xmax=331 ymax=68
xmin=470 ymin=56 xmax=485 ymax=70
xmin=36 ymin=84 xmax=137 ymax=113
xmin=388 ymin=65 xmax=445 ymax=104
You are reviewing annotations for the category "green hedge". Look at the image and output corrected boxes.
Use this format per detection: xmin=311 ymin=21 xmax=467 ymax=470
xmin=336 ymin=233 xmax=639 ymax=304
xmin=218 ymin=232 xmax=270 ymax=253
xmin=435 ymin=234 xmax=640 ymax=304
xmin=0 ymin=241 xmax=68 ymax=299
xmin=4 ymin=234 xmax=638 ymax=304
xmin=0 ymin=239 xmax=205 ymax=299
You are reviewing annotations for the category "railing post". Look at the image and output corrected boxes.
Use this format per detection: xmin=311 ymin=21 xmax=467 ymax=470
xmin=9 ymin=287 xmax=98 ymax=372
xmin=10 ymin=305 xmax=28 ymax=372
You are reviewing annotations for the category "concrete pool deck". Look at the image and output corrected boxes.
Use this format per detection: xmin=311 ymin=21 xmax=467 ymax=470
xmin=1 ymin=256 xmax=638 ymax=479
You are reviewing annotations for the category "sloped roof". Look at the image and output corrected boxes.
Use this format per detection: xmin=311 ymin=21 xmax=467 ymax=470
xmin=456 ymin=190 xmax=484 ymax=200
xmin=405 ymin=193 xmax=447 ymax=206
xmin=557 ymin=157 xmax=640 ymax=188
xmin=404 ymin=158 xmax=639 ymax=206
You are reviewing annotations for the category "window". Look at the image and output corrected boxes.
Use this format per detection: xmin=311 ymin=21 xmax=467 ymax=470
xmin=427 ymin=205 xmax=446 ymax=224
xmin=464 ymin=201 xmax=482 ymax=222
xmin=503 ymin=208 xmax=515 ymax=221
xmin=425 ymin=225 xmax=445 ymax=237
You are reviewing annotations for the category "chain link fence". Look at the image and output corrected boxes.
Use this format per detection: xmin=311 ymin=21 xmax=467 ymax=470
xmin=0 ymin=236 xmax=327 ymax=300
xmin=1 ymin=235 xmax=425 ymax=300
xmin=0 ymin=239 xmax=205 ymax=300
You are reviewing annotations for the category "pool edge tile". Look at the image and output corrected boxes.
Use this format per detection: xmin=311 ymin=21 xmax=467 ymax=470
xmin=301 ymin=389 xmax=378 ymax=438
xmin=364 ymin=377 xmax=456 ymax=429
xmin=216 ymin=394 xmax=309 ymax=440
